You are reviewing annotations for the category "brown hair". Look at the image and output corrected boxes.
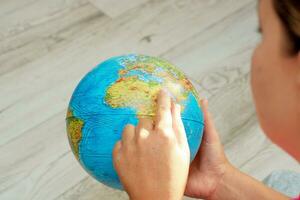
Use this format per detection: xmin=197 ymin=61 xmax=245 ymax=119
xmin=273 ymin=0 xmax=300 ymax=53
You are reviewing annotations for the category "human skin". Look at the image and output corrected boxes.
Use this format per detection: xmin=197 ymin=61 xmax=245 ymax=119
xmin=251 ymin=0 xmax=300 ymax=160
xmin=187 ymin=0 xmax=299 ymax=199
xmin=113 ymin=89 xmax=190 ymax=200
xmin=188 ymin=1 xmax=299 ymax=199
xmin=113 ymin=0 xmax=300 ymax=199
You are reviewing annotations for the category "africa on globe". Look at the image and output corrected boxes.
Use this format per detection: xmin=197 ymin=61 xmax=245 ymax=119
xmin=66 ymin=54 xmax=204 ymax=189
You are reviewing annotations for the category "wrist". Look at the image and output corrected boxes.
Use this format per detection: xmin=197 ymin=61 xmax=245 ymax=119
xmin=208 ymin=163 xmax=237 ymax=200
xmin=130 ymin=195 xmax=182 ymax=200
xmin=129 ymin=191 xmax=183 ymax=200
xmin=206 ymin=163 xmax=291 ymax=200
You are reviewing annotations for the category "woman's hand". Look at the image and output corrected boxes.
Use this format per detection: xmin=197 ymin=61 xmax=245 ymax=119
xmin=184 ymin=99 xmax=231 ymax=199
xmin=113 ymin=89 xmax=190 ymax=200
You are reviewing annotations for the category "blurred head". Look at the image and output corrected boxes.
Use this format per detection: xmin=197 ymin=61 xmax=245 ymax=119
xmin=251 ymin=0 xmax=300 ymax=161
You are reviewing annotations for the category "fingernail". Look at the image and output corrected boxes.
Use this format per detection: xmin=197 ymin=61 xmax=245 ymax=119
xmin=160 ymin=87 xmax=170 ymax=96
xmin=159 ymin=88 xmax=165 ymax=95
xmin=200 ymin=99 xmax=208 ymax=106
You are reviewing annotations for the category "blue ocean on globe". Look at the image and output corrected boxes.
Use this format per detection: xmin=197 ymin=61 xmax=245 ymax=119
xmin=66 ymin=54 xmax=204 ymax=189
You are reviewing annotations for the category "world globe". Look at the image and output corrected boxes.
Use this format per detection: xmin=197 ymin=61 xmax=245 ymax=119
xmin=66 ymin=54 xmax=204 ymax=189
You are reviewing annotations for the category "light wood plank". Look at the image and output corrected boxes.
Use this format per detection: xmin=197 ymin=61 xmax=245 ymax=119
xmin=0 ymin=1 xmax=104 ymax=76
xmin=0 ymin=0 xmax=253 ymax=148
xmin=0 ymin=0 xmax=87 ymax=39
xmin=162 ymin=0 xmax=259 ymax=79
xmin=88 ymin=0 xmax=149 ymax=18
xmin=240 ymin=143 xmax=300 ymax=181
xmin=56 ymin=177 xmax=127 ymax=200
xmin=1 ymin=0 xmax=299 ymax=199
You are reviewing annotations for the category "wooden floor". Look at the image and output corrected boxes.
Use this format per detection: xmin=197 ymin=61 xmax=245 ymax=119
xmin=0 ymin=0 xmax=299 ymax=199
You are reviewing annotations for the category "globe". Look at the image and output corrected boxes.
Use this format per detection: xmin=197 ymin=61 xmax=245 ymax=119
xmin=66 ymin=54 xmax=204 ymax=189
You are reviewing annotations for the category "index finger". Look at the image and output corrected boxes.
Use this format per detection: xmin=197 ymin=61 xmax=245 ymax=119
xmin=154 ymin=89 xmax=173 ymax=130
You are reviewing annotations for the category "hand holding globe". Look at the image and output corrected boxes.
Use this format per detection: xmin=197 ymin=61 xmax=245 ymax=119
xmin=113 ymin=91 xmax=229 ymax=200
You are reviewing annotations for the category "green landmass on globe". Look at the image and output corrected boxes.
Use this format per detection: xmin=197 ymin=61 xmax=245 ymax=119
xmin=104 ymin=55 xmax=200 ymax=116
xmin=66 ymin=108 xmax=83 ymax=160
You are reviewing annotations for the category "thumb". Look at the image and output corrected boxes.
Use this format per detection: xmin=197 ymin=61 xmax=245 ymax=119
xmin=200 ymin=99 xmax=221 ymax=144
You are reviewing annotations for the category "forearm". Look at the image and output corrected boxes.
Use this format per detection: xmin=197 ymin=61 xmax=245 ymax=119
xmin=209 ymin=164 xmax=289 ymax=200
xmin=129 ymin=193 xmax=184 ymax=200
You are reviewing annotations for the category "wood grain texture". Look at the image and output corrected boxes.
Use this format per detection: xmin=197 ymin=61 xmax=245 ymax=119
xmin=0 ymin=0 xmax=253 ymax=151
xmin=0 ymin=0 xmax=104 ymax=76
xmin=88 ymin=0 xmax=149 ymax=18
xmin=0 ymin=0 xmax=299 ymax=199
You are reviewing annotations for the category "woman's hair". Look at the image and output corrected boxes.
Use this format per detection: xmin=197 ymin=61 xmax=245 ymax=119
xmin=273 ymin=0 xmax=300 ymax=53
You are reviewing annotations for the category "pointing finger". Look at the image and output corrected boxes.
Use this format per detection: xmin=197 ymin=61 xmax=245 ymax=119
xmin=155 ymin=89 xmax=173 ymax=131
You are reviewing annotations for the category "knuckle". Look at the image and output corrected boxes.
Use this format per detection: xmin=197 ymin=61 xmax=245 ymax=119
xmin=155 ymin=122 xmax=171 ymax=131
xmin=155 ymin=126 xmax=165 ymax=133
xmin=135 ymin=132 xmax=148 ymax=145
xmin=157 ymin=129 xmax=175 ymax=142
